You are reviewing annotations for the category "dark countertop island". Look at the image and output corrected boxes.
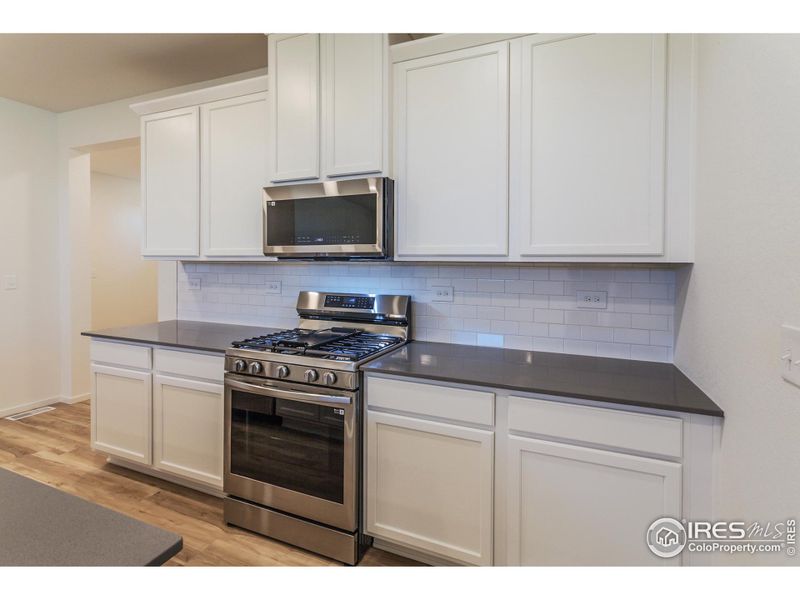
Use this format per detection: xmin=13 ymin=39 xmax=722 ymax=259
xmin=82 ymin=320 xmax=280 ymax=354
xmin=362 ymin=341 xmax=723 ymax=417
xmin=0 ymin=467 xmax=182 ymax=566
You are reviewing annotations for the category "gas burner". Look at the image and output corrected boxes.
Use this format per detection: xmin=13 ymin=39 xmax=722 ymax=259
xmin=231 ymin=328 xmax=403 ymax=362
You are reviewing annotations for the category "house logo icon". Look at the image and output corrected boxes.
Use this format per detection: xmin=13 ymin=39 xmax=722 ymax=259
xmin=647 ymin=517 xmax=687 ymax=558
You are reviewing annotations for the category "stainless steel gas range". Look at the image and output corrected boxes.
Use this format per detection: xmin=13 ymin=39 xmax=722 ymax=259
xmin=222 ymin=291 xmax=411 ymax=564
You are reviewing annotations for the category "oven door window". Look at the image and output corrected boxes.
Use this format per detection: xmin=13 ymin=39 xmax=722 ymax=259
xmin=266 ymin=194 xmax=377 ymax=247
xmin=229 ymin=389 xmax=345 ymax=504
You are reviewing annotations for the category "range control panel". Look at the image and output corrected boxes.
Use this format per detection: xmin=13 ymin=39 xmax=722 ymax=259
xmin=323 ymin=295 xmax=375 ymax=310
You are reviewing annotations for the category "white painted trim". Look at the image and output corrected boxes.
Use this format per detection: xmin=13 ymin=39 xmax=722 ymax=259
xmin=61 ymin=393 xmax=90 ymax=404
xmin=0 ymin=397 xmax=62 ymax=419
xmin=391 ymin=33 xmax=528 ymax=63
xmin=130 ymin=75 xmax=268 ymax=116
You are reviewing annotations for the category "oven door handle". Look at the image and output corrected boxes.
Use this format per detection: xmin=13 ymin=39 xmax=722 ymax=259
xmin=226 ymin=378 xmax=352 ymax=405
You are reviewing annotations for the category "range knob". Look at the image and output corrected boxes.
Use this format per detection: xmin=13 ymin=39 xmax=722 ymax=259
xmin=322 ymin=372 xmax=337 ymax=386
xmin=249 ymin=361 xmax=263 ymax=375
xmin=233 ymin=359 xmax=247 ymax=372
xmin=276 ymin=365 xmax=290 ymax=379
xmin=304 ymin=369 xmax=319 ymax=383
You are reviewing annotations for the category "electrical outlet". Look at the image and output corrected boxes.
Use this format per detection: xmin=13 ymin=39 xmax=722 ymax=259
xmin=187 ymin=278 xmax=201 ymax=291
xmin=432 ymin=286 xmax=454 ymax=303
xmin=3 ymin=275 xmax=18 ymax=291
xmin=577 ymin=290 xmax=607 ymax=309
xmin=780 ymin=324 xmax=800 ymax=388
xmin=265 ymin=281 xmax=282 ymax=294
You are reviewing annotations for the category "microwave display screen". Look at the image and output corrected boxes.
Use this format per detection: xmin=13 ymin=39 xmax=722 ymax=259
xmin=266 ymin=194 xmax=377 ymax=247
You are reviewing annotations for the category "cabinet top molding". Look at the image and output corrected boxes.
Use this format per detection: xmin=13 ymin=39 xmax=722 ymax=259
xmin=390 ymin=33 xmax=530 ymax=63
xmin=130 ymin=75 xmax=268 ymax=116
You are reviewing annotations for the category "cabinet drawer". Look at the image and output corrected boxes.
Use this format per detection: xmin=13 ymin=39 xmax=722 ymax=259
xmin=367 ymin=376 xmax=494 ymax=426
xmin=154 ymin=348 xmax=225 ymax=383
xmin=90 ymin=340 xmax=151 ymax=370
xmin=508 ymin=396 xmax=682 ymax=459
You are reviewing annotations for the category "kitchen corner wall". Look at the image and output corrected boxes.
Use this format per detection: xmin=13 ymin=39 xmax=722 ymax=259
xmin=178 ymin=263 xmax=676 ymax=362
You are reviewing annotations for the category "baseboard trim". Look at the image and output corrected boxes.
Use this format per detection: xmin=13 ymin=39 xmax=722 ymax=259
xmin=0 ymin=396 xmax=62 ymax=419
xmin=61 ymin=393 xmax=90 ymax=404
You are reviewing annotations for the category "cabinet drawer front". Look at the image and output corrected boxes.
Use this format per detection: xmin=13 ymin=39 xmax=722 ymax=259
xmin=367 ymin=375 xmax=494 ymax=426
xmin=90 ymin=340 xmax=151 ymax=370
xmin=508 ymin=396 xmax=682 ymax=459
xmin=154 ymin=348 xmax=224 ymax=383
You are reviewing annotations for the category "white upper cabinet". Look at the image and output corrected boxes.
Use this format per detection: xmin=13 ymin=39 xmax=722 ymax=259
xmin=322 ymin=34 xmax=386 ymax=177
xmin=511 ymin=34 xmax=667 ymax=257
xmin=269 ymin=33 xmax=388 ymax=183
xmin=394 ymin=42 xmax=509 ymax=257
xmin=141 ymin=107 xmax=200 ymax=257
xmin=133 ymin=76 xmax=270 ymax=261
xmin=201 ymin=92 xmax=268 ymax=257
xmin=268 ymin=34 xmax=321 ymax=182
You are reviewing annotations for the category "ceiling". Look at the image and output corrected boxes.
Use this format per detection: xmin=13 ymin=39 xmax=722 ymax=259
xmin=0 ymin=34 xmax=268 ymax=112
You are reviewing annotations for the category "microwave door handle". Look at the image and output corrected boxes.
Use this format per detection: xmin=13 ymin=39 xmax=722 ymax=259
xmin=227 ymin=379 xmax=352 ymax=406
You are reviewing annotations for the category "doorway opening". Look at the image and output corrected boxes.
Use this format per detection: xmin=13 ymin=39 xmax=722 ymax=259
xmin=87 ymin=138 xmax=158 ymax=329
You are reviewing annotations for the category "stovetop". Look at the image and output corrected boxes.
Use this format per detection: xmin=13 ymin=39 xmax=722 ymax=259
xmin=231 ymin=327 xmax=405 ymax=362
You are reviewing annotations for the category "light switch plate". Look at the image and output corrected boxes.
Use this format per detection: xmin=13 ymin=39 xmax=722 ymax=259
xmin=780 ymin=324 xmax=800 ymax=388
xmin=265 ymin=281 xmax=281 ymax=294
xmin=3 ymin=275 xmax=17 ymax=290
xmin=577 ymin=290 xmax=607 ymax=309
xmin=187 ymin=278 xmax=201 ymax=291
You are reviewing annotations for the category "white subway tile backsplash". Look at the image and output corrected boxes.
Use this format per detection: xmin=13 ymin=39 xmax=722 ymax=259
xmin=177 ymin=263 xmax=676 ymax=363
xmin=533 ymin=280 xmax=565 ymax=295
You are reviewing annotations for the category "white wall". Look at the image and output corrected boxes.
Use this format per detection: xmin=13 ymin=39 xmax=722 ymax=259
xmin=0 ymin=97 xmax=59 ymax=416
xmin=674 ymin=34 xmax=800 ymax=565
xmin=90 ymin=171 xmax=157 ymax=330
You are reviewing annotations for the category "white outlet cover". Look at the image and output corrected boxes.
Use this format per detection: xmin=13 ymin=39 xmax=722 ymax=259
xmin=431 ymin=286 xmax=454 ymax=303
xmin=265 ymin=281 xmax=282 ymax=294
xmin=576 ymin=290 xmax=607 ymax=309
xmin=187 ymin=278 xmax=201 ymax=291
xmin=780 ymin=324 xmax=800 ymax=388
xmin=3 ymin=275 xmax=18 ymax=290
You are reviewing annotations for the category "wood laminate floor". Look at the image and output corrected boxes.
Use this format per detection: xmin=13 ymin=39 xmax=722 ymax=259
xmin=0 ymin=401 xmax=419 ymax=567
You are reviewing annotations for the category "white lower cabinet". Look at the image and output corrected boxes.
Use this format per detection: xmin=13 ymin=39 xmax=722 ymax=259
xmin=90 ymin=340 xmax=224 ymax=491
xmin=505 ymin=435 xmax=681 ymax=566
xmin=366 ymin=411 xmax=494 ymax=565
xmin=364 ymin=374 xmax=702 ymax=566
xmin=153 ymin=375 xmax=224 ymax=488
xmin=91 ymin=365 xmax=152 ymax=465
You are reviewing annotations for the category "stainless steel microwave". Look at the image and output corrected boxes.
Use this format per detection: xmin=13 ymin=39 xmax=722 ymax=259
xmin=263 ymin=177 xmax=393 ymax=260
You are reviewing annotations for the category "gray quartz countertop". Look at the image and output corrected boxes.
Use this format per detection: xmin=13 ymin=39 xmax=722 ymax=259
xmin=362 ymin=341 xmax=724 ymax=417
xmin=82 ymin=320 xmax=280 ymax=354
xmin=0 ymin=467 xmax=182 ymax=566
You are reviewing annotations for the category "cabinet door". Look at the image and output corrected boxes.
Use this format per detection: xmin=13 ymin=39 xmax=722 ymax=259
xmin=322 ymin=34 xmax=385 ymax=177
xmin=366 ymin=411 xmax=494 ymax=565
xmin=394 ymin=42 xmax=509 ymax=257
xmin=268 ymin=33 xmax=320 ymax=182
xmin=512 ymin=34 xmax=666 ymax=257
xmin=153 ymin=375 xmax=224 ymax=488
xmin=505 ymin=435 xmax=681 ymax=566
xmin=91 ymin=364 xmax=152 ymax=465
xmin=141 ymin=106 xmax=200 ymax=257
xmin=201 ymin=92 xmax=268 ymax=257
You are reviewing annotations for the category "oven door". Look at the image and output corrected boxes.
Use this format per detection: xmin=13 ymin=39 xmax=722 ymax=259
xmin=224 ymin=374 xmax=358 ymax=532
xmin=262 ymin=177 xmax=389 ymax=258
